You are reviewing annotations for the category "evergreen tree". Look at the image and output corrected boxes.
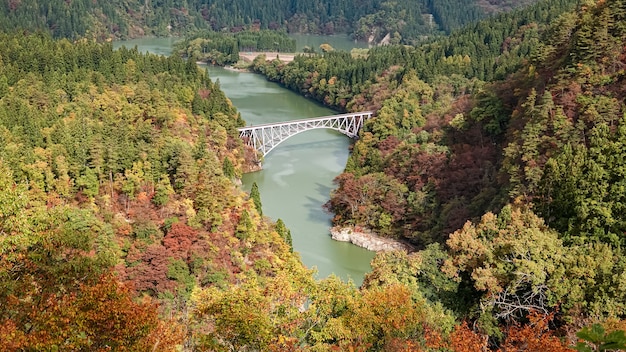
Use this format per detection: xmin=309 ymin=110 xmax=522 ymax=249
xmin=275 ymin=218 xmax=293 ymax=252
xmin=222 ymin=157 xmax=235 ymax=179
xmin=250 ymin=181 xmax=263 ymax=216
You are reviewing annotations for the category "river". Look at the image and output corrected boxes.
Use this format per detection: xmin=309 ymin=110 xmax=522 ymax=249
xmin=113 ymin=35 xmax=374 ymax=285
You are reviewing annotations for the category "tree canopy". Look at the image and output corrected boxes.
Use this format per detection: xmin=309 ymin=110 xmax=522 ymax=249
xmin=3 ymin=0 xmax=626 ymax=349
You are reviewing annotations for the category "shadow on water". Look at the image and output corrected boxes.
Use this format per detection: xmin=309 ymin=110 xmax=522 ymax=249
xmin=271 ymin=136 xmax=347 ymax=152
xmin=303 ymin=195 xmax=331 ymax=224
xmin=302 ymin=182 xmax=335 ymax=223
xmin=314 ymin=182 xmax=334 ymax=199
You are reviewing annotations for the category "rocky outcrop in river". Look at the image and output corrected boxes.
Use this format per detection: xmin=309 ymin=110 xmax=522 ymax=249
xmin=330 ymin=226 xmax=410 ymax=252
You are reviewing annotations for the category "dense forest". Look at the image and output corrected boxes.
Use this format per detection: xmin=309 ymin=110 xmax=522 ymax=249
xmin=248 ymin=0 xmax=577 ymax=240
xmin=3 ymin=0 xmax=626 ymax=350
xmin=0 ymin=0 xmax=536 ymax=43
xmin=248 ymin=0 xmax=626 ymax=347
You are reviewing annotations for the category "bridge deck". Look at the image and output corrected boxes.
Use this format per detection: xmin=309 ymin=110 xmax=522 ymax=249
xmin=238 ymin=111 xmax=374 ymax=158
xmin=237 ymin=111 xmax=374 ymax=130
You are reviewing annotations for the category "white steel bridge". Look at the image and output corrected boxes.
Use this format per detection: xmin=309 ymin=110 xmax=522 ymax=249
xmin=237 ymin=111 xmax=374 ymax=157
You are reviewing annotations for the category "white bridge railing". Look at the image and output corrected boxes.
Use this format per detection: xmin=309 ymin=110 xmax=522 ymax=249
xmin=237 ymin=111 xmax=374 ymax=157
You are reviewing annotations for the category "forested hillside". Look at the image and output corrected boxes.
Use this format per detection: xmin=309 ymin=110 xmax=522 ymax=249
xmin=250 ymin=0 xmax=576 ymax=241
xmin=0 ymin=31 xmax=309 ymax=349
xmin=249 ymin=0 xmax=626 ymax=345
xmin=0 ymin=0 xmax=535 ymax=43
xmin=4 ymin=0 xmax=626 ymax=350
xmin=0 ymin=30 xmax=561 ymax=352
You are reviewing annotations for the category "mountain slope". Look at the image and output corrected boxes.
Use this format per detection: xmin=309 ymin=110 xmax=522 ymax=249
xmin=1 ymin=0 xmax=540 ymax=42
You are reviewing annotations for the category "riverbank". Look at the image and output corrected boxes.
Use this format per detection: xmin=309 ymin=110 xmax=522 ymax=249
xmin=197 ymin=50 xmax=297 ymax=73
xmin=239 ymin=51 xmax=297 ymax=63
xmin=330 ymin=226 xmax=411 ymax=252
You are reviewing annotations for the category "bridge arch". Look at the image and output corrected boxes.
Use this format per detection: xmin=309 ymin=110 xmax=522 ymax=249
xmin=238 ymin=111 xmax=373 ymax=158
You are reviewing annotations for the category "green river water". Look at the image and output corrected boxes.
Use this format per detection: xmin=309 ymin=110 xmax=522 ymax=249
xmin=113 ymin=35 xmax=374 ymax=285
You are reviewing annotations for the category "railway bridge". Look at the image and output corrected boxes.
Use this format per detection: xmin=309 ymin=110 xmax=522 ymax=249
xmin=237 ymin=111 xmax=374 ymax=157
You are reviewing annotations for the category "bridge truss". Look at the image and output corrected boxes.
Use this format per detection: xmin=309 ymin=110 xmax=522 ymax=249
xmin=237 ymin=111 xmax=374 ymax=157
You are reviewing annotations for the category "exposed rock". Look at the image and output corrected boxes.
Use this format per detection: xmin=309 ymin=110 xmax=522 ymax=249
xmin=379 ymin=32 xmax=391 ymax=45
xmin=243 ymin=162 xmax=263 ymax=173
xmin=330 ymin=226 xmax=409 ymax=252
xmin=239 ymin=52 xmax=296 ymax=63
xmin=128 ymin=25 xmax=145 ymax=38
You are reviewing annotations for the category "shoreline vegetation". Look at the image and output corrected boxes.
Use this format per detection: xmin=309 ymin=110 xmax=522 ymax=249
xmin=5 ymin=0 xmax=626 ymax=349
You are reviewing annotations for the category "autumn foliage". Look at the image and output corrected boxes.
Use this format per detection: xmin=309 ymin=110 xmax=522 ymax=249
xmin=424 ymin=313 xmax=573 ymax=352
xmin=500 ymin=313 xmax=574 ymax=352
xmin=3 ymin=0 xmax=626 ymax=349
xmin=0 ymin=274 xmax=184 ymax=351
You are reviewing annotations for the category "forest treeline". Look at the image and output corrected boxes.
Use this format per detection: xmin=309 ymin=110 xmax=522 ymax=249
xmin=0 ymin=0 xmax=535 ymax=43
xmin=248 ymin=0 xmax=576 ymax=108
xmin=245 ymin=0 xmax=626 ymax=347
xmin=247 ymin=0 xmax=578 ymax=239
xmin=3 ymin=0 xmax=626 ymax=350
xmin=0 ymin=29 xmax=584 ymax=351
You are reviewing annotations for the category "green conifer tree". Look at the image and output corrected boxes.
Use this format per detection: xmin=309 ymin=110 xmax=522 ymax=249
xmin=222 ymin=157 xmax=235 ymax=179
xmin=275 ymin=219 xmax=293 ymax=252
xmin=250 ymin=182 xmax=263 ymax=216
